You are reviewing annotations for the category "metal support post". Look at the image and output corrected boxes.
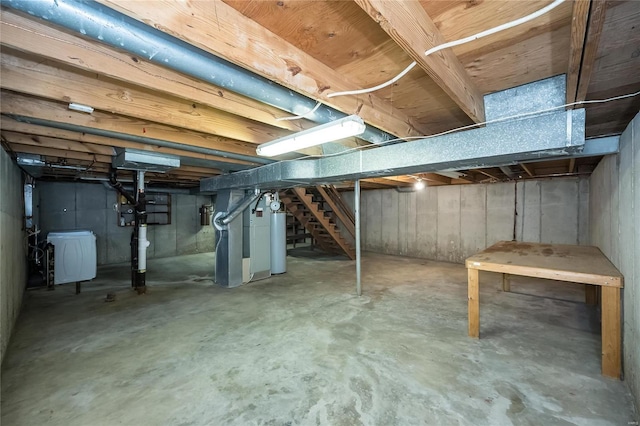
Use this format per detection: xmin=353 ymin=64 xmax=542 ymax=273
xmin=355 ymin=179 xmax=362 ymax=296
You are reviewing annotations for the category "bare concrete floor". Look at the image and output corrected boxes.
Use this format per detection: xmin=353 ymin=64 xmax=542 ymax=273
xmin=2 ymin=250 xmax=637 ymax=425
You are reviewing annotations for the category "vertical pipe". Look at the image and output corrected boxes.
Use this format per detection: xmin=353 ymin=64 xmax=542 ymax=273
xmin=131 ymin=171 xmax=139 ymax=288
xmin=136 ymin=171 xmax=149 ymax=293
xmin=355 ymin=179 xmax=362 ymax=296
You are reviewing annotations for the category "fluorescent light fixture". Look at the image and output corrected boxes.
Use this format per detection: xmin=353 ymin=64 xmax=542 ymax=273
xmin=256 ymin=115 xmax=366 ymax=157
xmin=68 ymin=102 xmax=94 ymax=114
xmin=414 ymin=179 xmax=425 ymax=190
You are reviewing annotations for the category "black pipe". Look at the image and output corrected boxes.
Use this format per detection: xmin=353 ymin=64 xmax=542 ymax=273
xmin=109 ymin=169 xmax=137 ymax=206
xmin=130 ymin=171 xmax=139 ymax=289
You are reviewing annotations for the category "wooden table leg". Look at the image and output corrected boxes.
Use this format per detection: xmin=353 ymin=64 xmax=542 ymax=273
xmin=585 ymin=284 xmax=598 ymax=305
xmin=502 ymin=273 xmax=511 ymax=292
xmin=601 ymin=286 xmax=621 ymax=378
xmin=468 ymin=268 xmax=480 ymax=338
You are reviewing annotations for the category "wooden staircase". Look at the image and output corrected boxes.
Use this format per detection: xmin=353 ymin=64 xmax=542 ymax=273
xmin=280 ymin=186 xmax=356 ymax=260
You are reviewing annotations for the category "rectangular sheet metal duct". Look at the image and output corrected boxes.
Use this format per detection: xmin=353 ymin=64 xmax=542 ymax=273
xmin=201 ymin=108 xmax=585 ymax=191
xmin=113 ymin=148 xmax=180 ymax=173
xmin=201 ymin=76 xmax=592 ymax=192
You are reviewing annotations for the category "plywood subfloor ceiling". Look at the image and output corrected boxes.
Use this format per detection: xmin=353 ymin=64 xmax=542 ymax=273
xmin=1 ymin=0 xmax=638 ymax=188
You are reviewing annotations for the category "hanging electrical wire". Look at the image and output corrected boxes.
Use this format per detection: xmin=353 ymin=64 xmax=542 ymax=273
xmin=277 ymin=0 xmax=566 ymax=121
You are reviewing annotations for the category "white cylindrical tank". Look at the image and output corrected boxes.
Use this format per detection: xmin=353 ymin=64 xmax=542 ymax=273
xmin=270 ymin=211 xmax=287 ymax=274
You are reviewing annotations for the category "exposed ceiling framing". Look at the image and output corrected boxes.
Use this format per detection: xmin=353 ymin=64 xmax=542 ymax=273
xmin=1 ymin=0 xmax=638 ymax=189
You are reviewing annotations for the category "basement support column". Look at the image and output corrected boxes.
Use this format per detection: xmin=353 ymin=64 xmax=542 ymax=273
xmin=355 ymin=179 xmax=362 ymax=296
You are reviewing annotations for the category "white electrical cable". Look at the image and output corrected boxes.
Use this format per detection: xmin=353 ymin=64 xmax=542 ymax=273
xmin=275 ymin=0 xmax=565 ymax=120
xmin=325 ymin=0 xmax=566 ymax=99
xmin=326 ymin=62 xmax=418 ymax=99
xmin=424 ymin=0 xmax=566 ymax=57
xmin=276 ymin=101 xmax=322 ymax=121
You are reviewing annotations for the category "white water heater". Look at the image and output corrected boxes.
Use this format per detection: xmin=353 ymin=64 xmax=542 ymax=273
xmin=270 ymin=211 xmax=287 ymax=274
xmin=47 ymin=230 xmax=97 ymax=284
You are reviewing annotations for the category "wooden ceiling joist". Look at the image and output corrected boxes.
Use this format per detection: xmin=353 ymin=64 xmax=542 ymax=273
xmin=1 ymin=131 xmax=115 ymax=156
xmin=0 ymin=91 xmax=260 ymax=158
xmin=520 ymin=163 xmax=536 ymax=177
xmin=97 ymin=0 xmax=431 ymax=138
xmin=419 ymin=173 xmax=452 ymax=185
xmin=566 ymin=0 xmax=591 ymax=104
xmin=575 ymin=0 xmax=608 ymax=102
xmin=0 ymin=117 xmax=256 ymax=166
xmin=2 ymin=132 xmax=222 ymax=176
xmin=0 ymin=11 xmax=313 ymax=133
xmin=476 ymin=169 xmax=500 ymax=180
xmin=353 ymin=0 xmax=485 ymax=123
xmin=6 ymin=143 xmax=112 ymax=164
xmin=0 ymin=51 xmax=290 ymax=144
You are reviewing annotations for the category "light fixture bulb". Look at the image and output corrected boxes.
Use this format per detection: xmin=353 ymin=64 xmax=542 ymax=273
xmin=414 ymin=179 xmax=425 ymax=190
xmin=256 ymin=115 xmax=366 ymax=157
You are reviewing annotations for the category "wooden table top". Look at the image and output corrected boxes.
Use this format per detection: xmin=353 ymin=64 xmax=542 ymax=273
xmin=465 ymin=241 xmax=623 ymax=288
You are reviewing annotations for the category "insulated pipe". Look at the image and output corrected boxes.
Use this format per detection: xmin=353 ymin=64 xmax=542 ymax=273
xmin=214 ymin=191 xmax=262 ymax=230
xmin=3 ymin=0 xmax=395 ymax=145
xmin=355 ymin=180 xmax=362 ymax=297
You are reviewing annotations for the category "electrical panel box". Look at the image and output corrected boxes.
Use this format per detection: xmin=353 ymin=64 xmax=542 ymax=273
xmin=47 ymin=230 xmax=97 ymax=285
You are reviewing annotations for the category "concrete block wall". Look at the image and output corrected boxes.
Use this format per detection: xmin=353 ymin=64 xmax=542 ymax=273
xmin=0 ymin=148 xmax=27 ymax=363
xmin=589 ymin=112 xmax=639 ymax=406
xmin=351 ymin=176 xmax=589 ymax=264
xmin=37 ymin=182 xmax=215 ymax=265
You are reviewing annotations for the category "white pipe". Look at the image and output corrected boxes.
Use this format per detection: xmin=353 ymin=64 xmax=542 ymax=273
xmin=355 ymin=180 xmax=362 ymax=296
xmin=138 ymin=225 xmax=150 ymax=271
xmin=137 ymin=170 xmax=149 ymax=272
xmin=137 ymin=171 xmax=145 ymax=193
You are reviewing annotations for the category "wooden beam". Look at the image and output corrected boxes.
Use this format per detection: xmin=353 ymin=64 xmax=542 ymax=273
xmin=568 ymin=158 xmax=576 ymax=173
xmin=2 ymin=131 xmax=114 ymax=156
xmin=520 ymin=163 xmax=535 ymax=177
xmin=353 ymin=0 xmax=485 ymax=123
xmin=0 ymin=91 xmax=259 ymax=157
xmin=97 ymin=0 xmax=431 ymax=138
xmin=450 ymin=179 xmax=473 ymax=185
xmin=2 ymin=131 xmax=221 ymax=176
xmin=475 ymin=169 xmax=500 ymax=180
xmin=0 ymin=11 xmax=311 ymax=133
xmin=363 ymin=177 xmax=412 ymax=187
xmin=0 ymin=52 xmax=289 ymax=144
xmin=566 ymin=0 xmax=591 ymax=104
xmin=0 ymin=117 xmax=255 ymax=166
xmin=7 ymin=143 xmax=112 ymax=164
xmin=576 ymin=0 xmax=607 ymax=102
xmin=419 ymin=173 xmax=452 ymax=185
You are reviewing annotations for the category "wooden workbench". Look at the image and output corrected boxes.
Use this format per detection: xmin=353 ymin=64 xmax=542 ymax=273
xmin=465 ymin=241 xmax=624 ymax=378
